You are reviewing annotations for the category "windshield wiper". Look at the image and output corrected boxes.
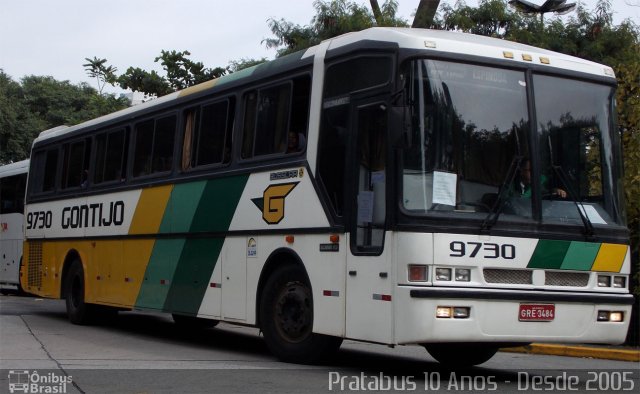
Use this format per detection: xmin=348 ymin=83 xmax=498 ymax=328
xmin=550 ymin=165 xmax=595 ymax=238
xmin=481 ymin=155 xmax=523 ymax=232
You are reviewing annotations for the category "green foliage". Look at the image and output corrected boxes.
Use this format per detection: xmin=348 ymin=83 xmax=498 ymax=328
xmin=264 ymin=0 xmax=407 ymax=56
xmin=101 ymin=50 xmax=228 ymax=97
xmin=617 ymin=59 xmax=640 ymax=298
xmin=116 ymin=67 xmax=173 ymax=97
xmin=0 ymin=71 xmax=128 ymax=164
xmin=83 ymin=57 xmax=118 ymax=94
xmin=226 ymin=58 xmax=268 ymax=73
xmin=154 ymin=50 xmax=226 ymax=91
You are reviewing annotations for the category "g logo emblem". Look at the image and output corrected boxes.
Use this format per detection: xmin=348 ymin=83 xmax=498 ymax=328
xmin=252 ymin=182 xmax=298 ymax=224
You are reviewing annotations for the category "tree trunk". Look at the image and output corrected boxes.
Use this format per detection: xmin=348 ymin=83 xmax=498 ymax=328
xmin=412 ymin=0 xmax=440 ymax=28
xmin=370 ymin=0 xmax=383 ymax=25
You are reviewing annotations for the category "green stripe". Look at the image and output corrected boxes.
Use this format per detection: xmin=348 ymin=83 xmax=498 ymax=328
xmin=159 ymin=181 xmax=207 ymax=233
xmin=191 ymin=175 xmax=249 ymax=232
xmin=138 ymin=175 xmax=249 ymax=315
xmin=163 ymin=238 xmax=224 ymax=314
xmin=135 ymin=239 xmax=185 ymax=309
xmin=527 ymin=240 xmax=570 ymax=269
xmin=560 ymin=241 xmax=600 ymax=271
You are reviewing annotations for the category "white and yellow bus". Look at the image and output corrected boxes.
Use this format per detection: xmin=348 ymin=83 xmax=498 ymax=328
xmin=1 ymin=159 xmax=28 ymax=292
xmin=22 ymin=28 xmax=633 ymax=366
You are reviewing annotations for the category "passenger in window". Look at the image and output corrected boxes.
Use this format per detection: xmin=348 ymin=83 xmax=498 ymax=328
xmin=515 ymin=159 xmax=566 ymax=198
xmin=80 ymin=170 xmax=89 ymax=189
xmin=286 ymin=131 xmax=306 ymax=153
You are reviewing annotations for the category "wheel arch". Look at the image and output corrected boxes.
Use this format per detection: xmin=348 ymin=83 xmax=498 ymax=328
xmin=255 ymin=247 xmax=309 ymax=327
xmin=60 ymin=249 xmax=82 ymax=299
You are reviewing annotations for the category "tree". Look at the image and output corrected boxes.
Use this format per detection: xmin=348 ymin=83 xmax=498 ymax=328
xmin=226 ymin=57 xmax=268 ymax=73
xmin=154 ymin=50 xmax=226 ymax=91
xmin=412 ymin=0 xmax=441 ymax=28
xmin=0 ymin=71 xmax=128 ymax=164
xmin=99 ymin=50 xmax=266 ymax=97
xmin=83 ymin=57 xmax=118 ymax=95
xmin=0 ymin=71 xmax=44 ymax=164
xmin=264 ymin=0 xmax=407 ymax=56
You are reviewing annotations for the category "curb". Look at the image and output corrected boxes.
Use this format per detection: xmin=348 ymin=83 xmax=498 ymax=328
xmin=501 ymin=344 xmax=640 ymax=362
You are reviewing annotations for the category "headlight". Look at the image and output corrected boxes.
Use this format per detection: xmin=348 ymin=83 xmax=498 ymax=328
xmin=435 ymin=268 xmax=452 ymax=281
xmin=455 ymin=268 xmax=470 ymax=282
xmin=597 ymin=275 xmax=611 ymax=287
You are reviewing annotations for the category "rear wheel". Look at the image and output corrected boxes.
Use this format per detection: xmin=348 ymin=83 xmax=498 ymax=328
xmin=425 ymin=343 xmax=498 ymax=367
xmin=260 ymin=264 xmax=342 ymax=364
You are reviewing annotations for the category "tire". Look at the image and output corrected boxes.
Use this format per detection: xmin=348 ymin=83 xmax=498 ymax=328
xmin=172 ymin=314 xmax=219 ymax=329
xmin=425 ymin=343 xmax=498 ymax=367
xmin=260 ymin=264 xmax=342 ymax=364
xmin=64 ymin=259 xmax=95 ymax=324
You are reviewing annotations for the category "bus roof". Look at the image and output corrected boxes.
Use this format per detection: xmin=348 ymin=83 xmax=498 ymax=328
xmin=318 ymin=28 xmax=615 ymax=78
xmin=32 ymin=27 xmax=615 ymax=145
xmin=0 ymin=159 xmax=29 ymax=178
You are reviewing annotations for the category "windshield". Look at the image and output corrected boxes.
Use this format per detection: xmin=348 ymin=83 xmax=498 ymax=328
xmin=401 ymin=59 xmax=532 ymax=222
xmin=400 ymin=59 xmax=625 ymax=228
xmin=534 ymin=75 xmax=625 ymax=227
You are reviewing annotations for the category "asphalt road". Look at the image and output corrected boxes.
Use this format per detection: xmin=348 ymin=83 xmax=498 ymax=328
xmin=1 ymin=294 xmax=637 ymax=393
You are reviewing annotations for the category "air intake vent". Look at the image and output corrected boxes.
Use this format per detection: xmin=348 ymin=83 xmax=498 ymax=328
xmin=27 ymin=241 xmax=43 ymax=288
xmin=545 ymin=271 xmax=590 ymax=287
xmin=483 ymin=269 xmax=532 ymax=284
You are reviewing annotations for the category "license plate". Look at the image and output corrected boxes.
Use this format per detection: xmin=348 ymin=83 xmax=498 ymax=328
xmin=519 ymin=304 xmax=555 ymax=321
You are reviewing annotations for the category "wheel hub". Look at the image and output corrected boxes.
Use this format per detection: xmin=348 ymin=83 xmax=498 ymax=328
xmin=275 ymin=282 xmax=312 ymax=342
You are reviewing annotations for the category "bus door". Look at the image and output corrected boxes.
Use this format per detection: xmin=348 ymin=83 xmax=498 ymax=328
xmin=345 ymin=99 xmax=393 ymax=343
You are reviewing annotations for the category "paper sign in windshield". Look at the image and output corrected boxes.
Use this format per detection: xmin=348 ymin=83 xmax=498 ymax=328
xmin=432 ymin=171 xmax=457 ymax=206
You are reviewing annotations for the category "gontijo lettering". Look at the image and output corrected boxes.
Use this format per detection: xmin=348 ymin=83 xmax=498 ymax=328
xmin=62 ymin=201 xmax=125 ymax=229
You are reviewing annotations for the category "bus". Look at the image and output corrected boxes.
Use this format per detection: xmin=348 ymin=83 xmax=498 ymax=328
xmin=0 ymin=159 xmax=28 ymax=292
xmin=21 ymin=27 xmax=633 ymax=366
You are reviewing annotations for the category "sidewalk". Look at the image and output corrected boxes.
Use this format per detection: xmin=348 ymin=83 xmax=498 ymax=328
xmin=501 ymin=343 xmax=640 ymax=362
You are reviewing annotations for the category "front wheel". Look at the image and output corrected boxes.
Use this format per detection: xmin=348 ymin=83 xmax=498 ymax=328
xmin=260 ymin=264 xmax=342 ymax=364
xmin=425 ymin=343 xmax=498 ymax=367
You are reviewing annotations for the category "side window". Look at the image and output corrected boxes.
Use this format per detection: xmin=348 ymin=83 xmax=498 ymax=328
xmin=324 ymin=56 xmax=392 ymax=98
xmin=242 ymin=75 xmax=310 ymax=159
xmin=318 ymin=104 xmax=349 ymax=219
xmin=95 ymin=128 xmax=128 ymax=184
xmin=182 ymin=98 xmax=234 ymax=170
xmin=61 ymin=138 xmax=91 ymax=189
xmin=0 ymin=174 xmax=26 ymax=214
xmin=133 ymin=115 xmax=176 ymax=177
xmin=29 ymin=148 xmax=59 ymax=195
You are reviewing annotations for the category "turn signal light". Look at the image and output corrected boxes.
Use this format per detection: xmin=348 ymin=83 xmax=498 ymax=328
xmin=408 ymin=265 xmax=428 ymax=282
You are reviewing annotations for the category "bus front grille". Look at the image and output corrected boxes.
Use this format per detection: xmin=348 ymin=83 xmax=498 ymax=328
xmin=483 ymin=269 xmax=532 ymax=284
xmin=27 ymin=242 xmax=43 ymax=288
xmin=545 ymin=271 xmax=590 ymax=287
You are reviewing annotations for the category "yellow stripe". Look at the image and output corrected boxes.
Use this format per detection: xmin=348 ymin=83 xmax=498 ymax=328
xmin=129 ymin=185 xmax=173 ymax=235
xmin=591 ymin=243 xmax=627 ymax=272
xmin=178 ymin=78 xmax=218 ymax=97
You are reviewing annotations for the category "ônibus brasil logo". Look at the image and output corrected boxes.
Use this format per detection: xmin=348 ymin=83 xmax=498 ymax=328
xmin=8 ymin=370 xmax=72 ymax=393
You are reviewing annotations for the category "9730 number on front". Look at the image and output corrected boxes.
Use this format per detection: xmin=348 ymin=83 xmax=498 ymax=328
xmin=449 ymin=241 xmax=515 ymax=259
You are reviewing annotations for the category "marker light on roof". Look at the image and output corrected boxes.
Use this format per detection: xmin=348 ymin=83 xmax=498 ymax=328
xmin=540 ymin=57 xmax=550 ymax=64
xmin=424 ymin=40 xmax=437 ymax=48
xmin=503 ymin=51 xmax=514 ymax=59
xmin=522 ymin=54 xmax=532 ymax=61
